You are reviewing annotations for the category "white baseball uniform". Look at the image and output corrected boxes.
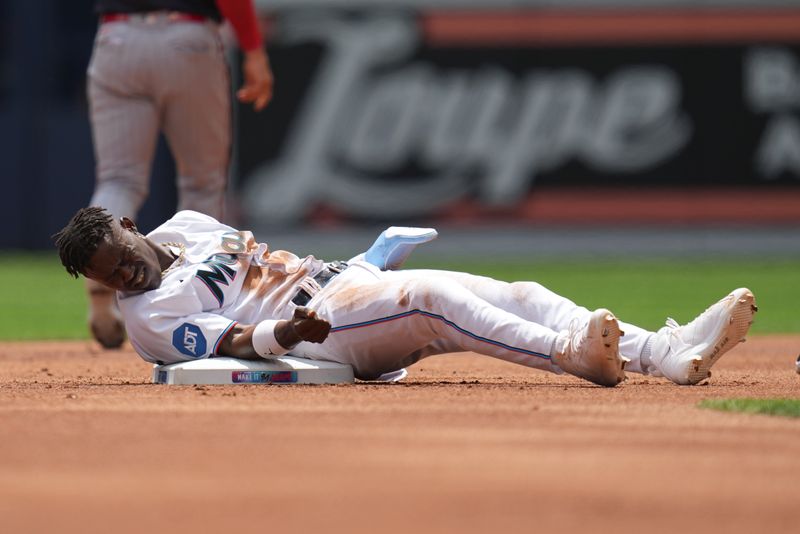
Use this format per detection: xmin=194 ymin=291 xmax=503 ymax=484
xmin=119 ymin=211 xmax=655 ymax=379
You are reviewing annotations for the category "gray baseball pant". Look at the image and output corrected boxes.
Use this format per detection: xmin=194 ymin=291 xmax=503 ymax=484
xmin=87 ymin=15 xmax=231 ymax=221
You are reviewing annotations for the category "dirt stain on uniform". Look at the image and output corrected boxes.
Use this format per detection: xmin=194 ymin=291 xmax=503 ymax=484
xmin=421 ymin=286 xmax=434 ymax=311
xmin=328 ymin=281 xmax=387 ymax=314
xmin=397 ymin=288 xmax=409 ymax=307
xmin=510 ymin=281 xmax=534 ymax=308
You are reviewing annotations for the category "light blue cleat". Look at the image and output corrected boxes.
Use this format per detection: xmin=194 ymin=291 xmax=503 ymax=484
xmin=364 ymin=226 xmax=438 ymax=271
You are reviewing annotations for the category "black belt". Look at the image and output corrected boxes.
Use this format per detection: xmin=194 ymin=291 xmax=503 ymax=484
xmin=291 ymin=261 xmax=348 ymax=306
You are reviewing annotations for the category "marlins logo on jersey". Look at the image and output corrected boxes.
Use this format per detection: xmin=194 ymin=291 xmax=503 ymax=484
xmin=194 ymin=253 xmax=238 ymax=307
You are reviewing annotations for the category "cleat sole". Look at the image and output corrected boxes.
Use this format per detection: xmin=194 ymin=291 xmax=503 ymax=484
xmin=593 ymin=309 xmax=626 ymax=387
xmin=686 ymin=289 xmax=757 ymax=384
xmin=557 ymin=308 xmax=627 ymax=387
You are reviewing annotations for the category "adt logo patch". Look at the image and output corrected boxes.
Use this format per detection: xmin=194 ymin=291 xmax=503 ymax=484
xmin=172 ymin=323 xmax=207 ymax=357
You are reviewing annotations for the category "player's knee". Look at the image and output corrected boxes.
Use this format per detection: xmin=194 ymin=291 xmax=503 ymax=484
xmin=94 ymin=175 xmax=149 ymax=206
xmin=508 ymin=281 xmax=538 ymax=302
xmin=99 ymin=166 xmax=148 ymax=186
xmin=177 ymin=170 xmax=226 ymax=193
xmin=402 ymin=278 xmax=460 ymax=310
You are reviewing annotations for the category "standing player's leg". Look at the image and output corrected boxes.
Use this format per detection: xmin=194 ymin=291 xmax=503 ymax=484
xmin=159 ymin=21 xmax=231 ymax=221
xmin=87 ymin=21 xmax=160 ymax=219
xmin=87 ymin=82 xmax=159 ymax=217
xmin=86 ymin=22 xmax=161 ymax=348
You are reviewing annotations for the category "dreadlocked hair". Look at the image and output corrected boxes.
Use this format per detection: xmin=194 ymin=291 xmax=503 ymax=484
xmin=53 ymin=206 xmax=114 ymax=278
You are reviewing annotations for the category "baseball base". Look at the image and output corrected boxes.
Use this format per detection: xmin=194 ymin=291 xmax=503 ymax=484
xmin=152 ymin=356 xmax=354 ymax=385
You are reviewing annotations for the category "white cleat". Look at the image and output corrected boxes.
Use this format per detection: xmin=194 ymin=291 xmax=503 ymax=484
xmin=553 ymin=308 xmax=628 ymax=387
xmin=648 ymin=288 xmax=757 ymax=385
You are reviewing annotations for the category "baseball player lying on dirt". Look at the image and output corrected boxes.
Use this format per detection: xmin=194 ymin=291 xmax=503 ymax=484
xmin=54 ymin=207 xmax=758 ymax=387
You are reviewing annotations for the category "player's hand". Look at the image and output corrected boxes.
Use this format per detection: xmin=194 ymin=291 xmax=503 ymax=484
xmin=291 ymin=307 xmax=331 ymax=344
xmin=275 ymin=307 xmax=331 ymax=349
xmin=237 ymin=48 xmax=273 ymax=111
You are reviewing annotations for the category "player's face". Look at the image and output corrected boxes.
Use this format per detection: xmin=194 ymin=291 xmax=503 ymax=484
xmin=84 ymin=225 xmax=163 ymax=292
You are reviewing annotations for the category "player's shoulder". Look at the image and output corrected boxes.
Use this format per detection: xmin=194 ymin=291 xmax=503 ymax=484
xmin=149 ymin=210 xmax=236 ymax=239
xmin=118 ymin=284 xmax=205 ymax=365
xmin=118 ymin=278 xmax=202 ymax=340
xmin=173 ymin=210 xmax=220 ymax=223
xmin=164 ymin=210 xmax=222 ymax=228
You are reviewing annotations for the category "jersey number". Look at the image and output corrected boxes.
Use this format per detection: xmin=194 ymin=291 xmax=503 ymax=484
xmin=221 ymin=232 xmax=247 ymax=254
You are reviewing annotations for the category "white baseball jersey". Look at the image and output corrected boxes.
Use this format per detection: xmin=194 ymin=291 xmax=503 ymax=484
xmin=119 ymin=210 xmax=325 ymax=364
xmin=119 ymin=211 xmax=654 ymax=379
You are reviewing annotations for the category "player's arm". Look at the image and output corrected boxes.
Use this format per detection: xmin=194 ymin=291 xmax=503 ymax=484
xmin=215 ymin=0 xmax=273 ymax=111
xmin=216 ymin=307 xmax=331 ymax=360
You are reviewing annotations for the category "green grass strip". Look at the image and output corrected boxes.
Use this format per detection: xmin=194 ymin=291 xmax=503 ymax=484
xmin=699 ymin=398 xmax=800 ymax=418
xmin=0 ymin=252 xmax=88 ymax=340
xmin=1 ymin=253 xmax=799 ymax=340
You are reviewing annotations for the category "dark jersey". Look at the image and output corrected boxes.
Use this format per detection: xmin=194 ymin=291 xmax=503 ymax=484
xmin=94 ymin=0 xmax=222 ymax=22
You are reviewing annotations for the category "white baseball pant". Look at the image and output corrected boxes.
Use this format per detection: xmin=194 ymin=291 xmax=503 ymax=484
xmin=293 ymin=262 xmax=653 ymax=380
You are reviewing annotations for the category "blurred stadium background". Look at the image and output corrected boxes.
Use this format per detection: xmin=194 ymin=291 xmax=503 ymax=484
xmin=1 ymin=0 xmax=798 ymax=338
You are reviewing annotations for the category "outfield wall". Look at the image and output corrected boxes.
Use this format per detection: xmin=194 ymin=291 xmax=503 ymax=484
xmin=1 ymin=1 xmax=799 ymax=249
xmin=236 ymin=2 xmax=800 ymax=226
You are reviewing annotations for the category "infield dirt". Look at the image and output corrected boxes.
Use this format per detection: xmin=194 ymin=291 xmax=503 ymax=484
xmin=1 ymin=336 xmax=798 ymax=534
